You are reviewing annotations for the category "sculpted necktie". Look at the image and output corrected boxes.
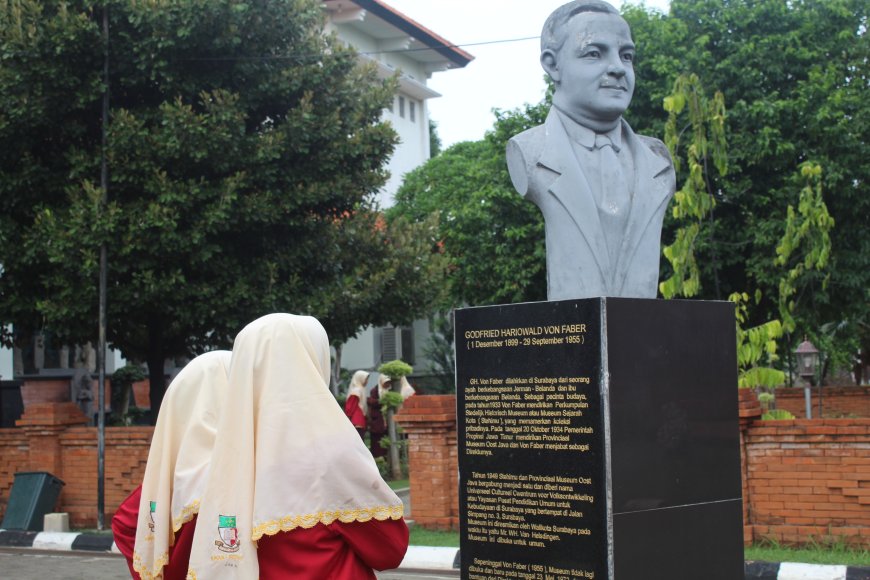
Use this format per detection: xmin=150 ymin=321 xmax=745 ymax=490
xmin=594 ymin=133 xmax=632 ymax=269
xmin=595 ymin=133 xmax=631 ymax=216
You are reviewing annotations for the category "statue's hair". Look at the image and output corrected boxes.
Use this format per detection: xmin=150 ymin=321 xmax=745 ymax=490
xmin=541 ymin=1 xmax=621 ymax=54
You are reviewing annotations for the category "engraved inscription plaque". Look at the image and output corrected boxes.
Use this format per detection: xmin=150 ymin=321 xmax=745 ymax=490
xmin=456 ymin=298 xmax=744 ymax=580
xmin=457 ymin=300 xmax=607 ymax=579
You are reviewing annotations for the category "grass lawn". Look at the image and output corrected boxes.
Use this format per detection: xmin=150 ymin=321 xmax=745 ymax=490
xmin=745 ymin=542 xmax=870 ymax=567
xmin=387 ymin=479 xmax=409 ymax=491
xmin=409 ymin=527 xmax=460 ymax=548
xmin=405 ymin=530 xmax=870 ymax=567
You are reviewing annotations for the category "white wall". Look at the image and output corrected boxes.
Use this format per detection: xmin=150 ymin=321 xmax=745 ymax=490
xmin=380 ymin=92 xmax=430 ymax=207
xmin=341 ymin=326 xmax=378 ymax=372
xmin=0 ymin=337 xmax=12 ymax=380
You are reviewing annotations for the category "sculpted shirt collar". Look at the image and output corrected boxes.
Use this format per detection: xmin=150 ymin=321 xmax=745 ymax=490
xmin=553 ymin=106 xmax=623 ymax=152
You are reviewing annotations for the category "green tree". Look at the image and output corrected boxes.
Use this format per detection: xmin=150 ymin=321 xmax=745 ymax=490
xmin=0 ymin=0 xmax=426 ymax=420
xmin=661 ymin=74 xmax=833 ymax=390
xmin=659 ymin=73 xmax=727 ymax=300
xmin=625 ymin=0 xmax=868 ymax=367
xmin=428 ymin=119 xmax=442 ymax=158
xmin=319 ymin=211 xmax=446 ymax=391
xmin=390 ymin=101 xmax=550 ymax=307
xmin=422 ymin=311 xmax=456 ymax=393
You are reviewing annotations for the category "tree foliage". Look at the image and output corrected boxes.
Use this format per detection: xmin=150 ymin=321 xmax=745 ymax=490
xmin=660 ymin=73 xmax=727 ymax=299
xmin=0 ymin=0 xmax=438 ymax=418
xmin=775 ymin=163 xmax=835 ymax=334
xmin=661 ymin=73 xmax=833 ymax=389
xmin=390 ymin=101 xmax=549 ymax=307
xmin=422 ymin=312 xmax=456 ymax=393
xmin=624 ymin=0 xmax=869 ymax=369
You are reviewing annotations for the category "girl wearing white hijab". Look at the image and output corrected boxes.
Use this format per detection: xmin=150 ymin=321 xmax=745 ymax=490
xmin=344 ymin=370 xmax=369 ymax=438
xmin=366 ymin=372 xmax=391 ymax=458
xmin=398 ymin=376 xmax=416 ymax=401
xmin=186 ymin=313 xmax=408 ymax=579
xmin=112 ymin=350 xmax=231 ymax=580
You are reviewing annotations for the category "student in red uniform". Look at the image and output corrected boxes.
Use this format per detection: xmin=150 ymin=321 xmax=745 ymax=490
xmin=111 ymin=350 xmax=231 ymax=580
xmin=367 ymin=373 xmax=391 ymax=458
xmin=344 ymin=370 xmax=369 ymax=438
xmin=187 ymin=314 xmax=408 ymax=579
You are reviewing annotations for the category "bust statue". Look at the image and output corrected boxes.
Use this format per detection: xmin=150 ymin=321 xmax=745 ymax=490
xmin=506 ymin=0 xmax=675 ymax=301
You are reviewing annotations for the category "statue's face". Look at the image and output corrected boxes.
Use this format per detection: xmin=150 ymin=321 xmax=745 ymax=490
xmin=548 ymin=12 xmax=635 ymax=126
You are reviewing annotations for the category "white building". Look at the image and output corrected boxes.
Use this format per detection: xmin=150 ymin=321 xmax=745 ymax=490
xmin=324 ymin=0 xmax=471 ymax=207
xmin=323 ymin=0 xmax=471 ymax=384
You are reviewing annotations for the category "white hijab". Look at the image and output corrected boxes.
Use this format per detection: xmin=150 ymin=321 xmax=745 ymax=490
xmin=347 ymin=370 xmax=369 ymax=414
xmin=377 ymin=372 xmax=392 ymax=398
xmin=399 ymin=376 xmax=416 ymax=400
xmin=133 ymin=350 xmax=231 ymax=580
xmin=186 ymin=314 xmax=403 ymax=579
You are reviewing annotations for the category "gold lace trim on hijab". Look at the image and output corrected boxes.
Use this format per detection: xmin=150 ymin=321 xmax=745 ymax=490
xmin=251 ymin=503 xmax=405 ymax=541
xmin=133 ymin=551 xmax=170 ymax=580
xmin=172 ymin=499 xmax=200 ymax=533
xmin=132 ymin=500 xmax=200 ymax=580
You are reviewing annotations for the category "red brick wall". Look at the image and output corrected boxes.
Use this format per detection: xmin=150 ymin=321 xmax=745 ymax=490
xmin=18 ymin=375 xmax=177 ymax=412
xmin=743 ymin=419 xmax=870 ymax=547
xmin=0 ymin=429 xmax=30 ymax=515
xmin=20 ymin=378 xmax=111 ymax=410
xmin=774 ymin=386 xmax=870 ymax=419
xmin=397 ymin=395 xmax=870 ymax=547
xmin=395 ymin=395 xmax=459 ymax=531
xmin=57 ymin=427 xmax=152 ymax=527
xmin=0 ymin=403 xmax=152 ymax=528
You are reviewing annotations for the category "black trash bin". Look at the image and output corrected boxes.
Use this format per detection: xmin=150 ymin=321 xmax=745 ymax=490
xmin=1 ymin=472 xmax=65 ymax=531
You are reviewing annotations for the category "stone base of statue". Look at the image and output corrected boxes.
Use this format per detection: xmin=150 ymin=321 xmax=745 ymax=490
xmin=455 ymin=298 xmax=743 ymax=580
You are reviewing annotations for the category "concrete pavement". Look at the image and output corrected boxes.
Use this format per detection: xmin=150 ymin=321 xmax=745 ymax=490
xmin=0 ymin=547 xmax=459 ymax=579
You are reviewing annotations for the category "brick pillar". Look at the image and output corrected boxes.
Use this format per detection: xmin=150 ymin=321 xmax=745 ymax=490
xmin=737 ymin=388 xmax=762 ymax=546
xmin=16 ymin=402 xmax=88 ymax=477
xmin=395 ymin=395 xmax=459 ymax=531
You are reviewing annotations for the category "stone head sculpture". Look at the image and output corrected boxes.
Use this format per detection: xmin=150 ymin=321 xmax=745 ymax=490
xmin=507 ymin=0 xmax=675 ymax=301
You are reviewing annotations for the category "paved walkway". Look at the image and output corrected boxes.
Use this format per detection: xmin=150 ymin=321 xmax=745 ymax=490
xmin=0 ymin=489 xmax=865 ymax=580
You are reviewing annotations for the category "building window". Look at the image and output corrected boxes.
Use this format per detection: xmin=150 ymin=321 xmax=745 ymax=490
xmin=399 ymin=96 xmax=405 ymax=118
xmin=377 ymin=325 xmax=415 ymax=365
xmin=410 ymin=101 xmax=416 ymax=122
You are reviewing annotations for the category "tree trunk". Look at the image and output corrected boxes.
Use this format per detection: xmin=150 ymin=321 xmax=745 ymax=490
xmin=147 ymin=320 xmax=166 ymax=425
xmin=387 ymin=408 xmax=402 ymax=480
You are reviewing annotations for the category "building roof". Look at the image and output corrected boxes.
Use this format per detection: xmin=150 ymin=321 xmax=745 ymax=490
xmin=322 ymin=0 xmax=474 ymax=73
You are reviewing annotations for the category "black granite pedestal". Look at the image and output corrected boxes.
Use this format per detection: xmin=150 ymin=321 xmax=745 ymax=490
xmin=455 ymin=298 xmax=743 ymax=580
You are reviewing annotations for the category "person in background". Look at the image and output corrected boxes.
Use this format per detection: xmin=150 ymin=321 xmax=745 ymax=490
xmin=187 ymin=314 xmax=409 ymax=579
xmin=367 ymin=373 xmax=391 ymax=458
xmin=111 ymin=350 xmax=232 ymax=580
xmin=344 ymin=370 xmax=369 ymax=438
xmin=398 ymin=376 xmax=416 ymax=401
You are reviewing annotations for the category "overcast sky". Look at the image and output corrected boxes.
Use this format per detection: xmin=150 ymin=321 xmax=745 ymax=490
xmin=384 ymin=0 xmax=671 ymax=148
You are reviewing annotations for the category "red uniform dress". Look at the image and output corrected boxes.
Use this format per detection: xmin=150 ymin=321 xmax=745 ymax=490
xmin=113 ymin=485 xmax=409 ymax=580
xmin=257 ymin=517 xmax=409 ymax=579
xmin=111 ymin=485 xmax=197 ymax=580
xmin=344 ymin=394 xmax=366 ymax=434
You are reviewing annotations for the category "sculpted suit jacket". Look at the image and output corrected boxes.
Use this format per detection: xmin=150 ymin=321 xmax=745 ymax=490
xmin=506 ymin=110 xmax=676 ymax=301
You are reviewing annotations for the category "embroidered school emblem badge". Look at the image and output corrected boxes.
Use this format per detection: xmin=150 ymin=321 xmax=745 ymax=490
xmin=148 ymin=501 xmax=156 ymax=532
xmin=215 ymin=515 xmax=240 ymax=553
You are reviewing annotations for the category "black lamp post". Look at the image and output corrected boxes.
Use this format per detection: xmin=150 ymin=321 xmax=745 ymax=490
xmin=794 ymin=339 xmax=820 ymax=419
